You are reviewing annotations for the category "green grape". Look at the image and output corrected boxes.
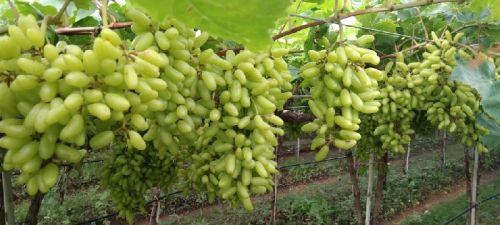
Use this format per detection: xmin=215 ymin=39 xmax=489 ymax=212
xmin=299 ymin=38 xmax=383 ymax=159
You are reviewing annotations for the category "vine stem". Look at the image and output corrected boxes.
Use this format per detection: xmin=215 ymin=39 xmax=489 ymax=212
xmin=101 ymin=0 xmax=109 ymax=28
xmin=51 ymin=0 xmax=71 ymax=24
xmin=7 ymin=0 xmax=19 ymax=21
xmin=55 ymin=21 xmax=133 ymax=35
xmin=272 ymin=0 xmax=458 ymax=40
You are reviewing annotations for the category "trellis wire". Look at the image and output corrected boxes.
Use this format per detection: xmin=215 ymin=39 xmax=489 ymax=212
xmin=442 ymin=192 xmax=500 ymax=225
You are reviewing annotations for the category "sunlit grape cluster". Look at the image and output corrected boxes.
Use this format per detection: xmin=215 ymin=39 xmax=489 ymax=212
xmin=412 ymin=31 xmax=488 ymax=152
xmin=299 ymin=35 xmax=384 ymax=160
xmin=371 ymin=53 xmax=423 ymax=153
xmin=0 ymin=7 xmax=293 ymax=221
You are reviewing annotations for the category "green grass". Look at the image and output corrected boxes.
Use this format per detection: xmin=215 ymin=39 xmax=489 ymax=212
xmin=402 ymin=175 xmax=500 ymax=225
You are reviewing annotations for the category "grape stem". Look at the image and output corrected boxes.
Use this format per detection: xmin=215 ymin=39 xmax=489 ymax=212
xmin=272 ymin=0 xmax=458 ymax=40
xmin=7 ymin=0 xmax=19 ymax=21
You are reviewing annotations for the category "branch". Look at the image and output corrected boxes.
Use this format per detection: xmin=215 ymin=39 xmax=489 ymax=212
xmin=7 ymin=0 xmax=19 ymax=21
xmin=278 ymin=110 xmax=315 ymax=123
xmin=273 ymin=0 xmax=457 ymax=40
xmin=55 ymin=21 xmax=133 ymax=35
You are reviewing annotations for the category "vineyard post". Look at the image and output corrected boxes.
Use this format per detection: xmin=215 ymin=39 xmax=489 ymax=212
xmin=470 ymin=148 xmax=479 ymax=225
xmin=364 ymin=154 xmax=374 ymax=225
xmin=149 ymin=187 xmax=161 ymax=225
xmin=464 ymin=147 xmax=472 ymax=225
xmin=0 ymin=172 xmax=4 ymax=225
xmin=271 ymin=139 xmax=280 ymax=225
xmin=404 ymin=143 xmax=411 ymax=175
xmin=296 ymin=137 xmax=300 ymax=160
xmin=24 ymin=193 xmax=45 ymax=225
xmin=346 ymin=151 xmax=362 ymax=225
xmin=2 ymin=172 xmax=13 ymax=225
xmin=372 ymin=153 xmax=388 ymax=225
xmin=441 ymin=131 xmax=447 ymax=167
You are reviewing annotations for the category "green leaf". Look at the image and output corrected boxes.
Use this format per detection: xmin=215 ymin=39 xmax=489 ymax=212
xmin=477 ymin=113 xmax=500 ymax=151
xmin=449 ymin=58 xmax=500 ymax=120
xmin=467 ymin=0 xmax=500 ymax=21
xmin=128 ymin=0 xmax=291 ymax=51
xmin=32 ymin=2 xmax=57 ymax=16
xmin=74 ymin=0 xmax=92 ymax=10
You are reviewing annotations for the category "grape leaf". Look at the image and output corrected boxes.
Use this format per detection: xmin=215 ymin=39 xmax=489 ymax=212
xmin=128 ymin=0 xmax=291 ymax=51
xmin=32 ymin=2 xmax=57 ymax=16
xmin=449 ymin=58 xmax=500 ymax=120
xmin=468 ymin=0 xmax=500 ymax=21
xmin=74 ymin=0 xmax=92 ymax=10
xmin=477 ymin=113 xmax=500 ymax=151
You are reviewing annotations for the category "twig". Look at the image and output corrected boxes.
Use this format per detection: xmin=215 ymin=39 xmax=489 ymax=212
xmin=7 ymin=0 xmax=19 ymax=21
xmin=55 ymin=21 xmax=133 ymax=35
xmin=50 ymin=0 xmax=71 ymax=24
xmin=273 ymin=0 xmax=457 ymax=40
xmin=416 ymin=8 xmax=429 ymax=40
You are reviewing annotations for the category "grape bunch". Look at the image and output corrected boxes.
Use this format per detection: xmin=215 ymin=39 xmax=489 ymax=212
xmin=101 ymin=143 xmax=177 ymax=223
xmin=186 ymin=48 xmax=292 ymax=210
xmin=412 ymin=31 xmax=489 ymax=151
xmin=119 ymin=8 xmax=293 ymax=212
xmin=299 ymin=35 xmax=384 ymax=160
xmin=0 ymin=15 xmax=92 ymax=195
xmin=371 ymin=53 xmax=423 ymax=153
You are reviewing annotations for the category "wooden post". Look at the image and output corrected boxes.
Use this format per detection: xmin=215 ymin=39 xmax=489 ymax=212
xmin=464 ymin=147 xmax=472 ymax=225
xmin=403 ymin=143 xmax=411 ymax=175
xmin=372 ymin=153 xmax=389 ymax=225
xmin=441 ymin=131 xmax=446 ymax=167
xmin=470 ymin=148 xmax=479 ymax=225
xmin=346 ymin=152 xmax=362 ymax=225
xmin=0 ymin=172 xmax=5 ymax=225
xmin=365 ymin=154 xmax=374 ymax=225
xmin=271 ymin=139 xmax=280 ymax=225
xmin=2 ymin=172 xmax=14 ymax=225
xmin=295 ymin=137 xmax=300 ymax=160
xmin=149 ymin=187 xmax=161 ymax=225
xmin=24 ymin=193 xmax=45 ymax=225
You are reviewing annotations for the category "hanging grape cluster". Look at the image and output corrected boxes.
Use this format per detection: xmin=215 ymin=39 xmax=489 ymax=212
xmin=299 ymin=35 xmax=384 ymax=160
xmin=413 ymin=31 xmax=488 ymax=151
xmin=102 ymin=143 xmax=177 ymax=222
xmin=186 ymin=48 xmax=292 ymax=210
xmin=109 ymin=8 xmax=293 ymax=215
xmin=0 ymin=7 xmax=293 ymax=220
xmin=371 ymin=53 xmax=424 ymax=153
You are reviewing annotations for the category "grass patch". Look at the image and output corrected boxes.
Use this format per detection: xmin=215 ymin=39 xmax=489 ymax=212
xmin=402 ymin=174 xmax=500 ymax=225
